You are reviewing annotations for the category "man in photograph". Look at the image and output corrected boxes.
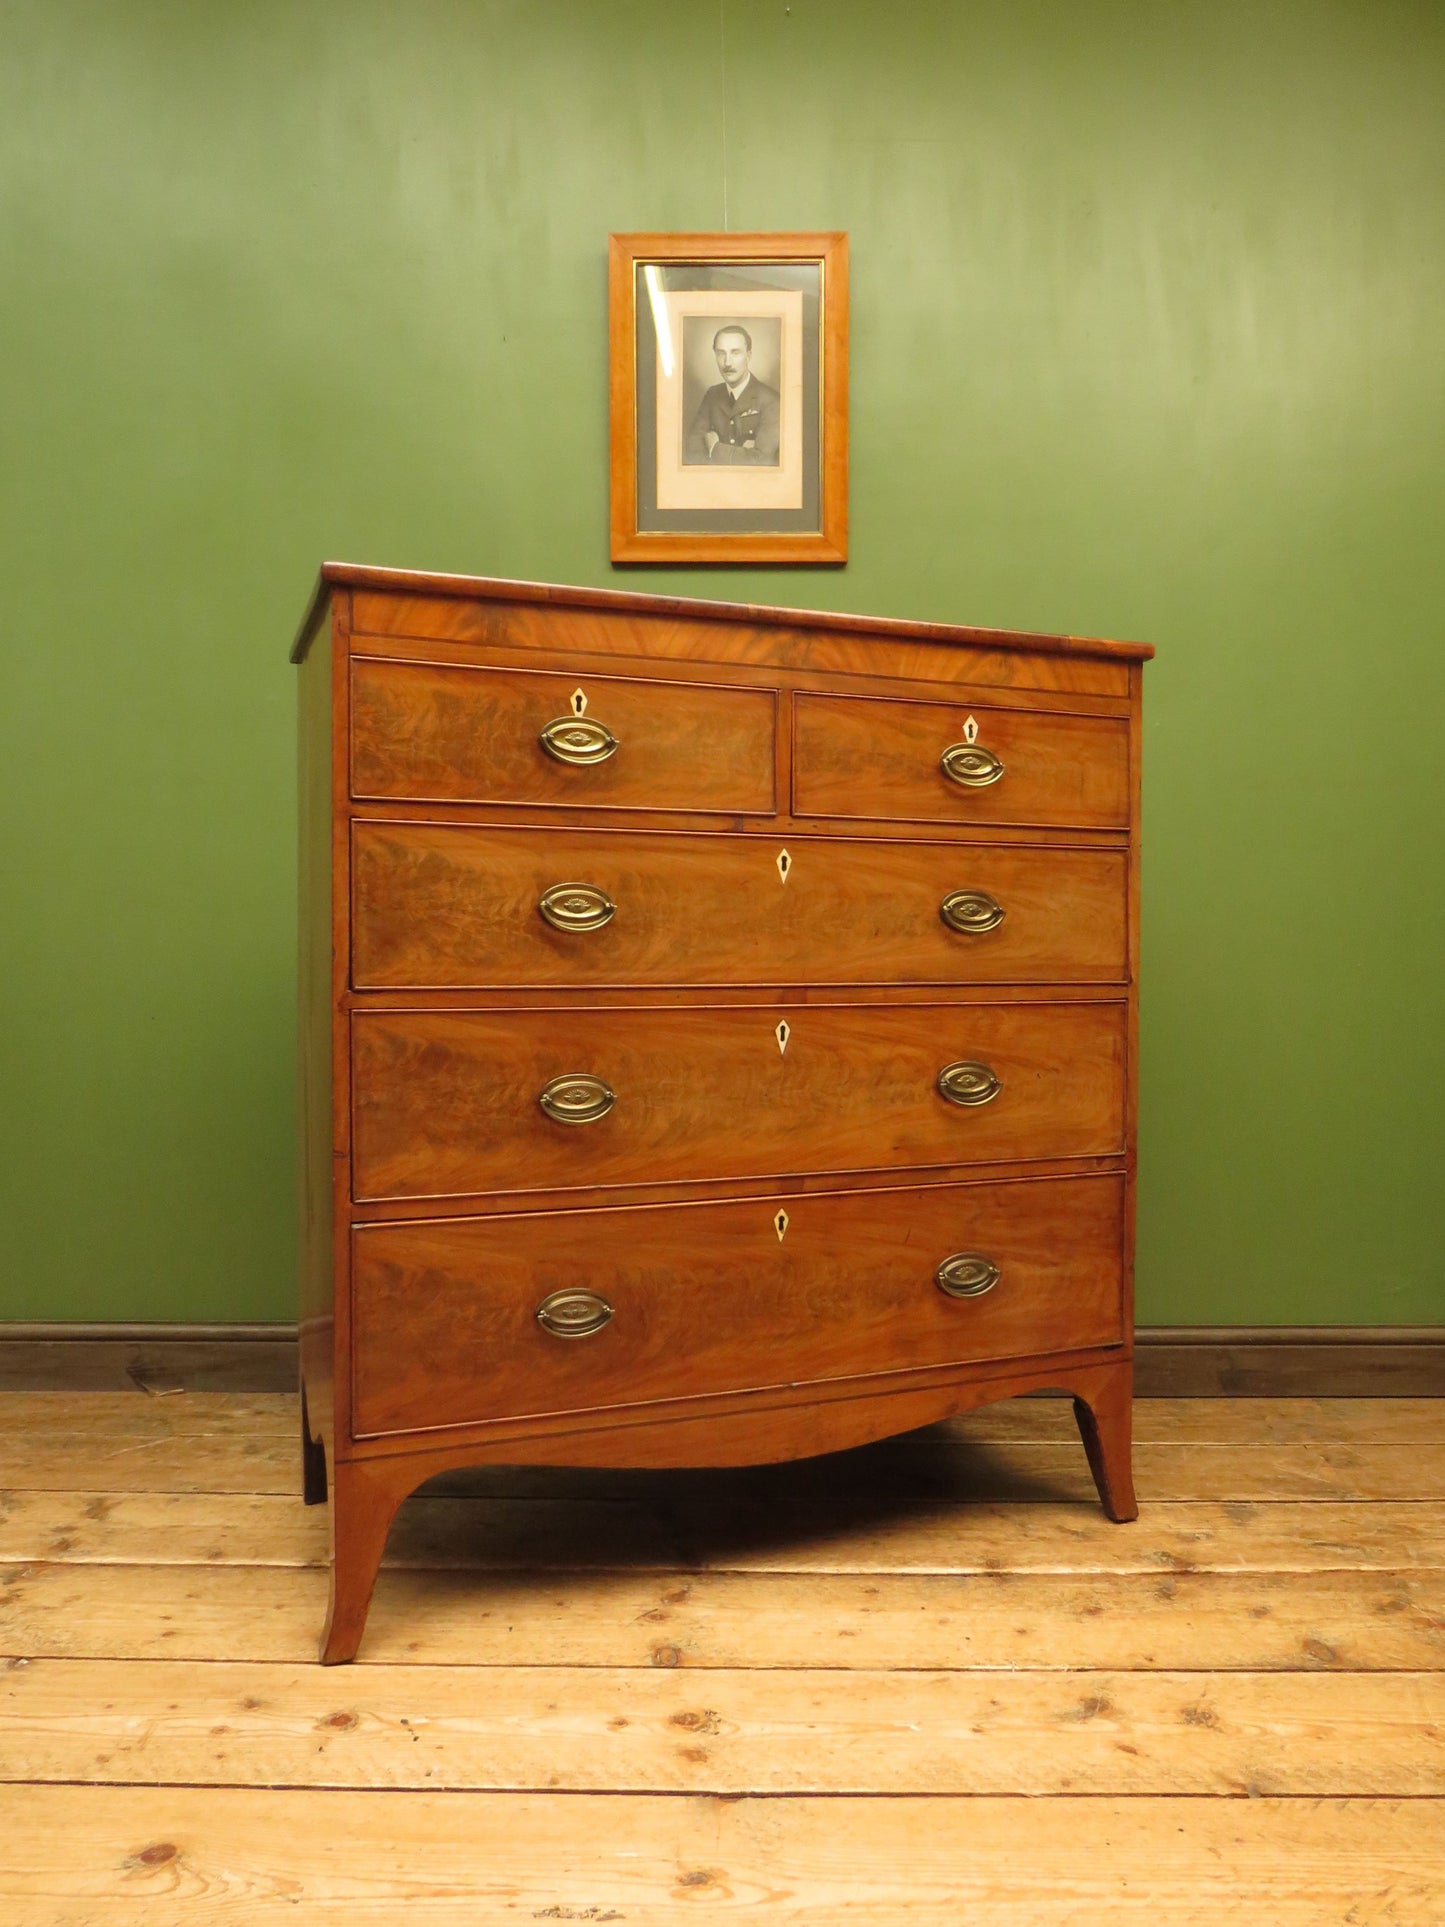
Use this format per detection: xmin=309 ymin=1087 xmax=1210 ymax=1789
xmin=683 ymin=324 xmax=780 ymax=465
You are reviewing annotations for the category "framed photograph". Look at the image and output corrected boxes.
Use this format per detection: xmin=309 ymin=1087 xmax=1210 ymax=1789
xmin=609 ymin=231 xmax=848 ymax=564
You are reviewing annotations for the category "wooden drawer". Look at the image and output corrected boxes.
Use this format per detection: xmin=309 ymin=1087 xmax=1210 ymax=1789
xmin=350 ymin=1173 xmax=1126 ymax=1437
xmin=351 ymin=1000 xmax=1126 ymax=1201
xmin=351 ymin=820 xmax=1128 ymax=989
xmin=792 ymin=692 xmax=1129 ymax=829
xmin=350 ymin=657 xmax=776 ymax=815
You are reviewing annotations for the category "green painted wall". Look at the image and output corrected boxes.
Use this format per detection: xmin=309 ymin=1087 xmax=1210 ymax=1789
xmin=2 ymin=0 xmax=1442 ymax=1326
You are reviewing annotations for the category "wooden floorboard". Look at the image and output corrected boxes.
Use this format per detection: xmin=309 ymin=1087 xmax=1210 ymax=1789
xmin=3 ymin=1787 xmax=1444 ymax=1924
xmin=6 ymin=1657 xmax=1445 ymax=1794
xmin=6 ymin=1389 xmax=1445 ymax=1442
xmin=6 ymin=1563 xmax=1445 ymax=1670
xmin=12 ymin=1429 xmax=1445 ymax=1499
xmin=2 ymin=1392 xmax=1443 ymax=1922
xmin=4 ymin=1487 xmax=1443 ymax=1572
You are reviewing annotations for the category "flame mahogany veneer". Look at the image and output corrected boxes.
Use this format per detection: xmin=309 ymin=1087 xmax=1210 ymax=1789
xmin=295 ymin=563 xmax=1152 ymax=1663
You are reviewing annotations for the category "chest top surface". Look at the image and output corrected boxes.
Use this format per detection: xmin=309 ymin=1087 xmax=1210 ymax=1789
xmin=292 ymin=561 xmax=1154 ymax=671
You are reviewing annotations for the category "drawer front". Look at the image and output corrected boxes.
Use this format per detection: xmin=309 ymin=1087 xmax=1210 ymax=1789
xmin=351 ymin=1000 xmax=1126 ymax=1201
xmin=352 ymin=821 xmax=1129 ymax=989
xmin=350 ymin=657 xmax=776 ymax=815
xmin=351 ymin=1174 xmax=1126 ymax=1437
xmin=792 ymin=692 xmax=1129 ymax=829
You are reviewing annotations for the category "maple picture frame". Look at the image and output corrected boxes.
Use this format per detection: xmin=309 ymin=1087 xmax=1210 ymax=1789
xmin=608 ymin=230 xmax=848 ymax=565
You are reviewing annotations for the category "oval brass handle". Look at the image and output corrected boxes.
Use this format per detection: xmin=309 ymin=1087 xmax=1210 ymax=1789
xmin=538 ymin=1073 xmax=615 ymax=1125
xmin=540 ymin=715 xmax=618 ymax=766
xmin=539 ymin=882 xmax=616 ymax=933
xmin=936 ymin=1252 xmax=1001 ymax=1299
xmin=940 ymin=889 xmax=1005 ymax=935
xmin=940 ymin=740 xmax=1005 ymax=788
xmin=937 ymin=1060 xmax=1002 ymax=1107
xmin=536 ymin=1288 xmax=614 ymax=1339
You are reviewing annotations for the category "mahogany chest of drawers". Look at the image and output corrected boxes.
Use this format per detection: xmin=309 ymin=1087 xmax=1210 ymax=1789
xmin=293 ymin=563 xmax=1151 ymax=1663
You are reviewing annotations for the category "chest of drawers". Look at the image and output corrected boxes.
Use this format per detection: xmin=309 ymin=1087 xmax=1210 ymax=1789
xmin=294 ymin=563 xmax=1151 ymax=1664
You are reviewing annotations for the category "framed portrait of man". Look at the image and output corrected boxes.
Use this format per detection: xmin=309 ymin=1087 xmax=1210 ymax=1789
xmin=608 ymin=231 xmax=848 ymax=564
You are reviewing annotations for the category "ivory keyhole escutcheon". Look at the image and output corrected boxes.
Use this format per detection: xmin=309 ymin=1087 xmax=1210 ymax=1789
xmin=776 ymin=848 xmax=792 ymax=883
xmin=963 ymin=714 xmax=978 ymax=744
xmin=570 ymin=688 xmax=588 ymax=715
xmin=775 ymin=1020 xmax=791 ymax=1055
xmin=774 ymin=1209 xmax=790 ymax=1242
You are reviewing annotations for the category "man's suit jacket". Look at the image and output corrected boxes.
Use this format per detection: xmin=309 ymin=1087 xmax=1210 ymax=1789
xmin=683 ymin=375 xmax=781 ymax=465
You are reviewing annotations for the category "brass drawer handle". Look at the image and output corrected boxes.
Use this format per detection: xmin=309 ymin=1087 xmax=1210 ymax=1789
xmin=539 ymin=882 xmax=616 ymax=933
xmin=937 ymin=1059 xmax=1002 ymax=1107
xmin=537 ymin=1288 xmax=614 ymax=1338
xmin=941 ymin=740 xmax=1005 ymax=788
xmin=538 ymin=1073 xmax=615 ymax=1125
xmin=936 ymin=1252 xmax=1001 ymax=1299
xmin=940 ymin=889 xmax=1005 ymax=935
xmin=540 ymin=715 xmax=619 ymax=766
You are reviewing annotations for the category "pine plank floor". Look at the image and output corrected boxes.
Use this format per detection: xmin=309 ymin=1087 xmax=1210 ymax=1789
xmin=1 ymin=1393 xmax=1443 ymax=1923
